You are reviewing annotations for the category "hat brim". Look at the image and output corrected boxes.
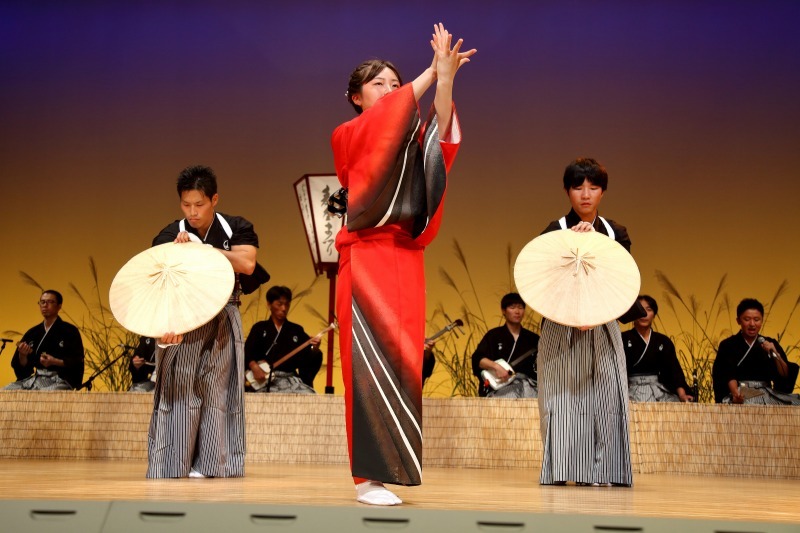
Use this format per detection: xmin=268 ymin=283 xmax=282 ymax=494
xmin=513 ymin=230 xmax=640 ymax=327
xmin=110 ymin=242 xmax=235 ymax=337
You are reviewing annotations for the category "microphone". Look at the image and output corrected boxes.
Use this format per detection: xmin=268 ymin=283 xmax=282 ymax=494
xmin=757 ymin=336 xmax=780 ymax=359
xmin=1 ymin=338 xmax=13 ymax=343
xmin=118 ymin=343 xmax=138 ymax=351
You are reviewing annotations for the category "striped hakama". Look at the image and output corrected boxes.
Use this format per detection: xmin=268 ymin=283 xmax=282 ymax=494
xmin=252 ymin=371 xmax=316 ymax=395
xmin=537 ymin=319 xmax=632 ymax=486
xmin=146 ymin=301 xmax=245 ymax=478
xmin=627 ymin=374 xmax=680 ymax=402
xmin=4 ymin=369 xmax=73 ymax=391
xmin=721 ymin=380 xmax=800 ymax=405
xmin=129 ymin=380 xmax=156 ymax=393
xmin=486 ymin=374 xmax=538 ymax=399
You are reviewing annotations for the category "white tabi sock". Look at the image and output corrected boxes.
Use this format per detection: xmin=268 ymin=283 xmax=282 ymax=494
xmin=188 ymin=468 xmax=207 ymax=478
xmin=355 ymin=480 xmax=402 ymax=506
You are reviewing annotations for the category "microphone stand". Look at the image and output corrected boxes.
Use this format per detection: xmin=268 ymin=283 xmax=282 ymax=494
xmin=79 ymin=345 xmax=130 ymax=391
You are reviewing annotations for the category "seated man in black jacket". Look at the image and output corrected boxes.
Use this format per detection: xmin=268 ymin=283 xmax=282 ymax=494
xmin=622 ymin=295 xmax=693 ymax=402
xmin=5 ymin=290 xmax=84 ymax=390
xmin=472 ymin=293 xmax=539 ymax=398
xmin=244 ymin=285 xmax=322 ymax=393
xmin=712 ymin=298 xmax=800 ymax=405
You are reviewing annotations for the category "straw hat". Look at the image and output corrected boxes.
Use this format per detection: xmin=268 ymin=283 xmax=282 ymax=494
xmin=513 ymin=229 xmax=640 ymax=327
xmin=109 ymin=242 xmax=235 ymax=337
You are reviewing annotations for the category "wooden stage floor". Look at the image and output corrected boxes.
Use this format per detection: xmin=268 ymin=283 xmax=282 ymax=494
xmin=2 ymin=459 xmax=799 ymax=530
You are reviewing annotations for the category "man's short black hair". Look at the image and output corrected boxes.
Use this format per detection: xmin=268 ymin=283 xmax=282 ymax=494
xmin=501 ymin=292 xmax=525 ymax=309
xmin=266 ymin=285 xmax=293 ymax=304
xmin=41 ymin=290 xmax=63 ymax=305
xmin=563 ymin=157 xmax=608 ymax=191
xmin=736 ymin=298 xmax=764 ymax=318
xmin=177 ymin=165 xmax=218 ymax=198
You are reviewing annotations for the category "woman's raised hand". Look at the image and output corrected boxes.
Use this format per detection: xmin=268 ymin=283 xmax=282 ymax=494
xmin=430 ymin=22 xmax=476 ymax=83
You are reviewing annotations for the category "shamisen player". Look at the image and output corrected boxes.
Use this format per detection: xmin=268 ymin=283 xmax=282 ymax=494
xmin=471 ymin=293 xmax=539 ymax=398
xmin=244 ymin=285 xmax=322 ymax=394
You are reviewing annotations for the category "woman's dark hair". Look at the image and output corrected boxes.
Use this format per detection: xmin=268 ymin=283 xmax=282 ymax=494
xmin=266 ymin=285 xmax=293 ymax=304
xmin=736 ymin=298 xmax=764 ymax=318
xmin=638 ymin=294 xmax=658 ymax=316
xmin=562 ymin=158 xmax=608 ymax=191
xmin=345 ymin=59 xmax=402 ymax=114
xmin=177 ymin=165 xmax=217 ymax=198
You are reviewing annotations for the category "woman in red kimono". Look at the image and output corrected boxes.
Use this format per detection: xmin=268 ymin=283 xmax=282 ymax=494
xmin=332 ymin=23 xmax=475 ymax=506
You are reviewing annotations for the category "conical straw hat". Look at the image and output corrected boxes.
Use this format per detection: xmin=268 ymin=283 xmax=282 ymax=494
xmin=109 ymin=242 xmax=235 ymax=337
xmin=513 ymin=229 xmax=640 ymax=327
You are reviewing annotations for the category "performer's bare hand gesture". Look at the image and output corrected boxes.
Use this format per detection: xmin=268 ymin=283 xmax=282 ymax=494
xmin=431 ymin=22 xmax=476 ymax=137
xmin=431 ymin=22 xmax=476 ymax=84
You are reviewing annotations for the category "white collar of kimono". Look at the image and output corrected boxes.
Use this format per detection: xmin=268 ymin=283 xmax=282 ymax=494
xmin=178 ymin=212 xmax=233 ymax=242
xmin=632 ymin=328 xmax=651 ymax=367
xmin=737 ymin=335 xmax=757 ymax=366
xmin=558 ymin=215 xmax=615 ymax=240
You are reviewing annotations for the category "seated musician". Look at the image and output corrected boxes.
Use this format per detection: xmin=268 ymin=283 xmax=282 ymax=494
xmin=622 ymin=295 xmax=693 ymax=402
xmin=4 ymin=290 xmax=85 ymax=391
xmin=128 ymin=336 xmax=156 ymax=392
xmin=712 ymin=298 xmax=800 ymax=405
xmin=244 ymin=285 xmax=322 ymax=394
xmin=471 ymin=293 xmax=539 ymax=398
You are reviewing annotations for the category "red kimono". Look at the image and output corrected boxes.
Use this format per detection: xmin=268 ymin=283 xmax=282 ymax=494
xmin=332 ymin=84 xmax=460 ymax=486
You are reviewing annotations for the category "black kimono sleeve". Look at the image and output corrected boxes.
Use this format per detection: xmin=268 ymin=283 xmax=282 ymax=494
xmin=10 ymin=326 xmax=39 ymax=380
xmin=659 ymin=336 xmax=690 ymax=393
xmin=471 ymin=333 xmax=494 ymax=378
xmin=244 ymin=321 xmax=270 ymax=367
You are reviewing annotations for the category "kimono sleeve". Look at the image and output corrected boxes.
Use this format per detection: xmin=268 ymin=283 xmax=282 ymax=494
xmin=228 ymin=216 xmax=259 ymax=248
xmin=152 ymin=221 xmax=180 ymax=246
xmin=244 ymin=322 xmax=267 ymax=366
xmin=59 ymin=323 xmax=85 ymax=370
xmin=660 ymin=336 xmax=689 ymax=392
xmin=712 ymin=339 xmax=738 ymax=403
xmin=471 ymin=331 xmax=494 ymax=377
xmin=10 ymin=329 xmax=37 ymax=380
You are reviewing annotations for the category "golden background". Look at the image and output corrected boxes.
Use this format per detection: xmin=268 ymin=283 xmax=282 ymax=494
xmin=2 ymin=2 xmax=799 ymax=392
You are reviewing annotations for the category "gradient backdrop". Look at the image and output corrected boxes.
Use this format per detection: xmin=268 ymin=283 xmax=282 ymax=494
xmin=2 ymin=1 xmax=799 ymax=392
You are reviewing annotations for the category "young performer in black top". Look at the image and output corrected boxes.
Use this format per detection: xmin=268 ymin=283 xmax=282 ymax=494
xmin=148 ymin=165 xmax=260 ymax=479
xmin=622 ymin=295 xmax=692 ymax=402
